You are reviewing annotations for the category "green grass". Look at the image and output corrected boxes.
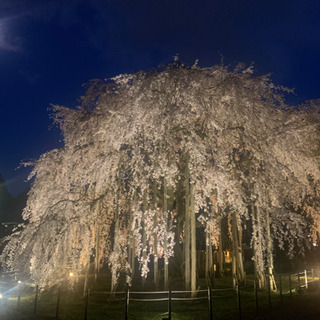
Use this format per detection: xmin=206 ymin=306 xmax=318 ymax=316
xmin=1 ymin=273 xmax=316 ymax=320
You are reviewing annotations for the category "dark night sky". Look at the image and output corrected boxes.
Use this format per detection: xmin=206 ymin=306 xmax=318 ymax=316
xmin=1 ymin=0 xmax=320 ymax=196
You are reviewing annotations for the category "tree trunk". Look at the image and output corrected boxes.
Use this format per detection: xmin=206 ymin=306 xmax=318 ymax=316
xmin=95 ymin=223 xmax=100 ymax=281
xmin=111 ymin=166 xmax=121 ymax=292
xmin=217 ymin=216 xmax=224 ymax=277
xmin=83 ymin=263 xmax=90 ymax=297
xmin=128 ymin=199 xmax=135 ymax=281
xmin=184 ymin=158 xmax=191 ymax=290
xmin=163 ymin=178 xmax=169 ymax=290
xmin=252 ymin=204 xmax=266 ymax=289
xmin=153 ymin=181 xmax=159 ymax=288
xmin=205 ymin=231 xmax=209 ymax=282
xmin=130 ymin=237 xmax=135 ymax=278
xmin=266 ymin=210 xmax=277 ymax=291
xmin=142 ymin=192 xmax=148 ymax=288
xmin=190 ymin=183 xmax=197 ymax=296
xmin=209 ymin=232 xmax=213 ymax=277
xmin=232 ymin=211 xmax=245 ymax=287
xmin=111 ymin=217 xmax=120 ymax=292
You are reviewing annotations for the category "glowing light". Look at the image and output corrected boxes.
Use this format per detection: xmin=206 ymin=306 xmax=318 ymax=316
xmin=0 ymin=293 xmax=3 ymax=299
xmin=313 ymin=242 xmax=317 ymax=247
xmin=69 ymin=272 xmax=74 ymax=277
xmin=17 ymin=280 xmax=22 ymax=284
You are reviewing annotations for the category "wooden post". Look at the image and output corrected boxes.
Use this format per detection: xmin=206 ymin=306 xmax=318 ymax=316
xmin=236 ymin=285 xmax=241 ymax=320
xmin=33 ymin=285 xmax=39 ymax=315
xmin=208 ymin=287 xmax=213 ymax=320
xmin=254 ymin=280 xmax=259 ymax=315
xmin=298 ymin=273 xmax=301 ymax=292
xmin=304 ymin=270 xmax=308 ymax=290
xmin=168 ymin=288 xmax=172 ymax=320
xmin=125 ymin=289 xmax=129 ymax=320
xmin=56 ymin=287 xmax=61 ymax=320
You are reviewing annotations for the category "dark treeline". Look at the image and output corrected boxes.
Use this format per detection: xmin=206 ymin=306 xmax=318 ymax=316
xmin=0 ymin=174 xmax=27 ymax=238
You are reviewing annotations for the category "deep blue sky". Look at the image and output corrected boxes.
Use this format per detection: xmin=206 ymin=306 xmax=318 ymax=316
xmin=1 ymin=0 xmax=320 ymax=196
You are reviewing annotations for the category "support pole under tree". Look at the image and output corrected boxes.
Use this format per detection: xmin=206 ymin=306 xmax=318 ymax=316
xmin=56 ymin=287 xmax=61 ymax=320
xmin=168 ymin=288 xmax=172 ymax=320
xmin=304 ymin=270 xmax=308 ymax=290
xmin=33 ymin=285 xmax=39 ymax=315
xmin=84 ymin=288 xmax=89 ymax=320
xmin=236 ymin=285 xmax=242 ymax=320
xmin=208 ymin=287 xmax=213 ymax=320
xmin=125 ymin=289 xmax=129 ymax=320
xmin=267 ymin=275 xmax=271 ymax=309
xmin=254 ymin=280 xmax=259 ymax=315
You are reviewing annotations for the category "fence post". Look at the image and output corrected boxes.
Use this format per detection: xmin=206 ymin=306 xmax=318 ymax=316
xmin=84 ymin=288 xmax=89 ymax=320
xmin=33 ymin=285 xmax=39 ymax=315
xmin=279 ymin=274 xmax=283 ymax=303
xmin=298 ymin=272 xmax=301 ymax=292
xmin=304 ymin=270 xmax=308 ymax=290
xmin=168 ymin=288 xmax=172 ymax=320
xmin=125 ymin=289 xmax=129 ymax=320
xmin=56 ymin=287 xmax=61 ymax=320
xmin=236 ymin=285 xmax=241 ymax=320
xmin=208 ymin=287 xmax=213 ymax=320
xmin=254 ymin=280 xmax=259 ymax=315
xmin=267 ymin=274 xmax=271 ymax=309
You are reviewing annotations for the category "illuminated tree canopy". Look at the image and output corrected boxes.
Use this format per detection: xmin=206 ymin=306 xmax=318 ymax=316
xmin=2 ymin=61 xmax=320 ymax=290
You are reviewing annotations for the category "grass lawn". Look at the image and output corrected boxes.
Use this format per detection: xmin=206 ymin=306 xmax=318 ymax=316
xmin=0 ymin=272 xmax=317 ymax=320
